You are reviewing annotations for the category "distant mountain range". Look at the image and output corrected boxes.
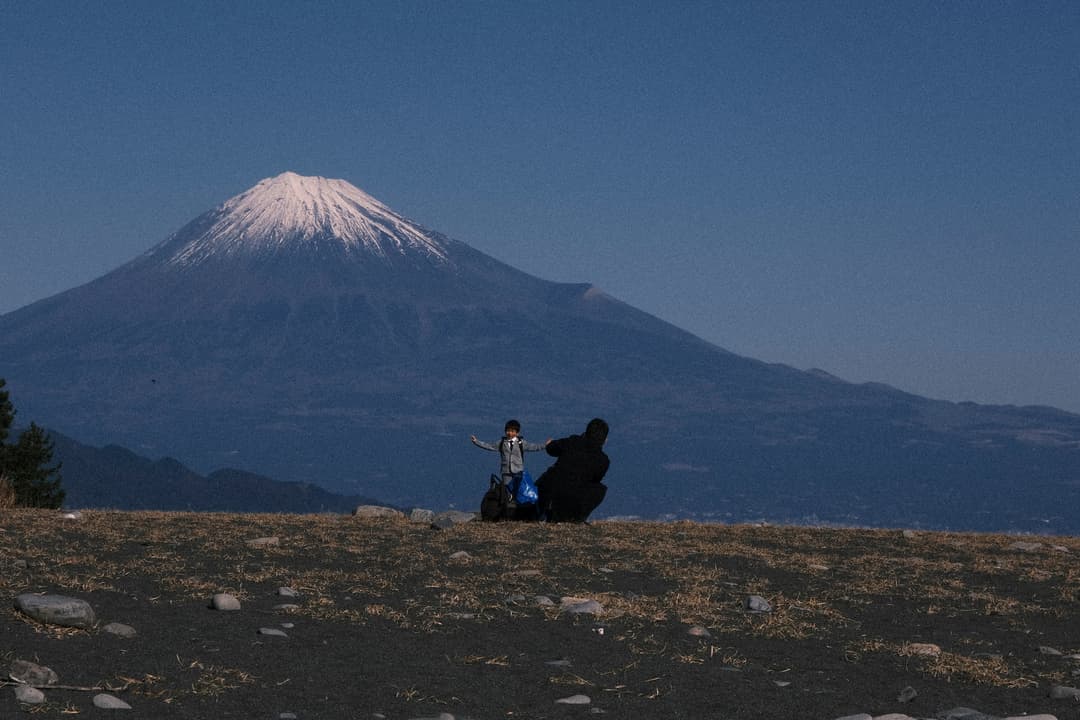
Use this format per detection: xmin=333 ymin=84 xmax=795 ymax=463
xmin=3 ymin=172 xmax=1080 ymax=532
xmin=47 ymin=430 xmax=377 ymax=514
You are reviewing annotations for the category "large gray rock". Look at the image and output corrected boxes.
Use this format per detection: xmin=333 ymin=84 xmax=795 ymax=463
xmin=409 ymin=508 xmax=436 ymax=523
xmin=10 ymin=659 xmax=59 ymax=686
xmin=352 ymin=505 xmax=405 ymax=519
xmin=14 ymin=593 xmax=96 ymax=628
xmin=430 ymin=510 xmax=476 ymax=530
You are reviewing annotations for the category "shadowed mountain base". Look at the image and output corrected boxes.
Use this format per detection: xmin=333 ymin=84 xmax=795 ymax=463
xmin=3 ymin=510 xmax=1078 ymax=719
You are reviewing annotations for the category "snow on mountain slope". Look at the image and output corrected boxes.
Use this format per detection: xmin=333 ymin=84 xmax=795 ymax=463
xmin=163 ymin=172 xmax=450 ymax=266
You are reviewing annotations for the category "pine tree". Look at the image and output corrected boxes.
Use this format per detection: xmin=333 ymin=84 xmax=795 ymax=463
xmin=0 ymin=379 xmax=65 ymax=508
xmin=0 ymin=378 xmax=12 ymax=445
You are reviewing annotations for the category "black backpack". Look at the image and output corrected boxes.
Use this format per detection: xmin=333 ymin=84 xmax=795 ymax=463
xmin=480 ymin=474 xmax=515 ymax=521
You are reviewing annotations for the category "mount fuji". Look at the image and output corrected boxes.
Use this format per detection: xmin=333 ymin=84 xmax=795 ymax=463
xmin=3 ymin=172 xmax=1080 ymax=530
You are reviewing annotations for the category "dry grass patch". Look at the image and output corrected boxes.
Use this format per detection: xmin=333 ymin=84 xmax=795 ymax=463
xmin=111 ymin=673 xmax=172 ymax=701
xmin=0 ymin=475 xmax=15 ymax=509
xmin=740 ymin=593 xmax=846 ymax=640
xmin=4 ymin=509 xmax=1078 ymax=718
xmin=923 ymin=651 xmax=1038 ymax=688
xmin=188 ymin=664 xmax=257 ymax=697
xmin=841 ymin=640 xmax=1043 ymax=688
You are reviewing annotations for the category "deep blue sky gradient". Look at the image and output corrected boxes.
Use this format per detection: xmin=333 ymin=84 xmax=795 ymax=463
xmin=3 ymin=1 xmax=1079 ymax=411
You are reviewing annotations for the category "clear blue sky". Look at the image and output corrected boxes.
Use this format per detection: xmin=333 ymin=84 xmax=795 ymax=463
xmin=3 ymin=1 xmax=1079 ymax=412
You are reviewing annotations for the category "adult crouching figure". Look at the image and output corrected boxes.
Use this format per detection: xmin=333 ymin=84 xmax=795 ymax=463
xmin=536 ymin=418 xmax=610 ymax=523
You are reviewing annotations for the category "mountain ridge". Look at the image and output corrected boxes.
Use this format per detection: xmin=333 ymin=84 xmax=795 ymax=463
xmin=48 ymin=430 xmax=379 ymax=513
xmin=3 ymin=173 xmax=1080 ymax=531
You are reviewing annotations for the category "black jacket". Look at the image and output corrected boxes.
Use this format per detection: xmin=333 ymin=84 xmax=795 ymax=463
xmin=541 ymin=433 xmax=609 ymax=485
xmin=536 ymin=431 xmax=610 ymax=522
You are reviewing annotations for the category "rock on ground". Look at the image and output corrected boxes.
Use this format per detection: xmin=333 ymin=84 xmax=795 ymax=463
xmin=10 ymin=659 xmax=59 ymax=685
xmin=211 ymin=593 xmax=241 ymax=611
xmin=14 ymin=593 xmax=96 ymax=628
xmin=352 ymin=505 xmax=405 ymax=519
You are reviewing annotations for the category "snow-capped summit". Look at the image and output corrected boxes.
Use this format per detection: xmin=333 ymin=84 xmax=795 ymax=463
xmin=162 ymin=172 xmax=449 ymax=266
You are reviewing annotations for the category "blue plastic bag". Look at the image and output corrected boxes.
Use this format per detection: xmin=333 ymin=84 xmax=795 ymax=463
xmin=512 ymin=470 xmax=538 ymax=505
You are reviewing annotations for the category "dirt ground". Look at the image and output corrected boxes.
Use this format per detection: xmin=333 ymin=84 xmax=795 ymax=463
xmin=2 ymin=510 xmax=1079 ymax=719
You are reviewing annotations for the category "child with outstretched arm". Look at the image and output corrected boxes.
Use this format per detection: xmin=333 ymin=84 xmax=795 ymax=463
xmin=470 ymin=419 xmax=550 ymax=487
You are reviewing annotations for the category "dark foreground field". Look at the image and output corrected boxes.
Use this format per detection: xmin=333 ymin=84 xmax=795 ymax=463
xmin=3 ymin=510 xmax=1079 ymax=719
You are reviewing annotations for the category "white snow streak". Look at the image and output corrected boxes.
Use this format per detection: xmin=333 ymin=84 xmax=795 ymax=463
xmin=168 ymin=172 xmax=449 ymax=265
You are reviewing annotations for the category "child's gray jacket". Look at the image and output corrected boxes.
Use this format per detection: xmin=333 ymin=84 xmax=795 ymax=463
xmin=472 ymin=436 xmax=546 ymax=480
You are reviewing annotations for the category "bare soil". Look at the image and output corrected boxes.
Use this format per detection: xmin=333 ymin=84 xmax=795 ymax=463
xmin=2 ymin=510 xmax=1079 ymax=719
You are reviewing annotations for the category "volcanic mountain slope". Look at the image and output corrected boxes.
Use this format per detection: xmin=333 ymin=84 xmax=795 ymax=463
xmin=3 ymin=173 xmax=1080 ymax=530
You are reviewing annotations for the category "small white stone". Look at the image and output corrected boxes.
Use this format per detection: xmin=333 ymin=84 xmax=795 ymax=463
xmin=745 ymin=595 xmax=772 ymax=613
xmin=14 ymin=685 xmax=46 ymax=704
xmin=560 ymin=596 xmax=603 ymax=615
xmin=93 ymin=693 xmax=132 ymax=709
xmin=556 ymin=694 xmax=591 ymax=705
xmin=212 ymin=593 xmax=241 ymax=611
xmin=258 ymin=627 xmax=288 ymax=637
xmin=102 ymin=622 xmax=137 ymax=638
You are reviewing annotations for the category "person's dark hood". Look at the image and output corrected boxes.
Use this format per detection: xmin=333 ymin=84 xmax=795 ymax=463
xmin=584 ymin=418 xmax=609 ymax=447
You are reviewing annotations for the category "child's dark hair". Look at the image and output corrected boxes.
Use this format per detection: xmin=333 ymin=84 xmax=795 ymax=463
xmin=504 ymin=419 xmax=521 ymax=433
